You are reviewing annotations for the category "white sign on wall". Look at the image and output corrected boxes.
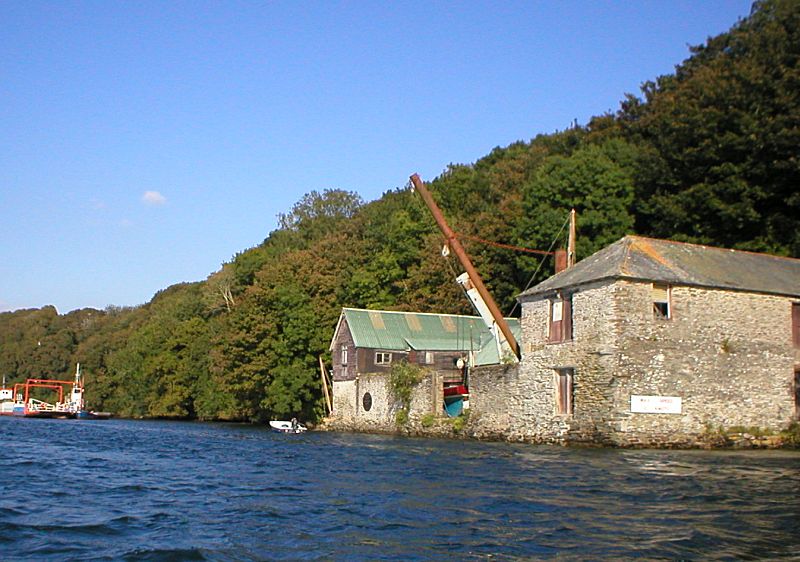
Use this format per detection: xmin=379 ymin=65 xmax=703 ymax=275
xmin=551 ymin=301 xmax=563 ymax=322
xmin=630 ymin=395 xmax=682 ymax=414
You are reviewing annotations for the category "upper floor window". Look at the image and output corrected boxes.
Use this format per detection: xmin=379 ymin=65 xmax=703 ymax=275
xmin=653 ymin=284 xmax=671 ymax=319
xmin=793 ymin=303 xmax=800 ymax=348
xmin=548 ymin=294 xmax=573 ymax=343
xmin=341 ymin=345 xmax=348 ymax=365
xmin=375 ymin=352 xmax=392 ymax=365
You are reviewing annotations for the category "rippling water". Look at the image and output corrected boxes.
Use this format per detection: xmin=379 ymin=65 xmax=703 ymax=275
xmin=0 ymin=417 xmax=798 ymax=560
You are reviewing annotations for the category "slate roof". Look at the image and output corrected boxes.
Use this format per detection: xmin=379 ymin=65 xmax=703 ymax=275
xmin=518 ymin=236 xmax=800 ymax=300
xmin=330 ymin=308 xmax=521 ymax=366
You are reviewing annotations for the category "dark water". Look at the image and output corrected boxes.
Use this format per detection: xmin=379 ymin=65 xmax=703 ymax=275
xmin=0 ymin=418 xmax=798 ymax=561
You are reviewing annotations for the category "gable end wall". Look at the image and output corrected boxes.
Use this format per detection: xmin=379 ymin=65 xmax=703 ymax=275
xmin=517 ymin=279 xmax=798 ymax=446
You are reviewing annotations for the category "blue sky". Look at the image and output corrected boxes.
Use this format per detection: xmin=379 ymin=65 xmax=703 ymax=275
xmin=1 ymin=0 xmax=753 ymax=313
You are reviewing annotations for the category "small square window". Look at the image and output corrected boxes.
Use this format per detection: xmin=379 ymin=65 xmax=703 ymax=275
xmin=652 ymin=284 xmax=670 ymax=319
xmin=375 ymin=352 xmax=392 ymax=365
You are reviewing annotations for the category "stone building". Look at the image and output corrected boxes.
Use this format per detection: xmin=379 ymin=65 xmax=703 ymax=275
xmin=328 ymin=236 xmax=800 ymax=447
xmin=328 ymin=307 xmax=520 ymax=429
xmin=510 ymin=235 xmax=800 ymax=446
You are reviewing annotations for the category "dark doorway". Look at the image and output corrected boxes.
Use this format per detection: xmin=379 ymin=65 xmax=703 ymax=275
xmin=795 ymin=369 xmax=800 ymax=420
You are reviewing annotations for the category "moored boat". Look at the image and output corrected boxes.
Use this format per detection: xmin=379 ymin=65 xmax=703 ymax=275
xmin=269 ymin=419 xmax=307 ymax=433
xmin=75 ymin=410 xmax=113 ymax=420
xmin=0 ymin=364 xmax=111 ymax=419
xmin=69 ymin=364 xmax=111 ymax=420
xmin=0 ymin=377 xmax=15 ymax=416
xmin=443 ymin=384 xmax=468 ymax=397
xmin=443 ymin=383 xmax=469 ymax=417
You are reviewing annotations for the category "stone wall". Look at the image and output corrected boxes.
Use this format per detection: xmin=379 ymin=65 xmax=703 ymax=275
xmin=512 ymin=280 xmax=621 ymax=444
xmin=465 ymin=363 xmax=520 ymax=439
xmin=517 ymin=279 xmax=799 ymax=446
xmin=331 ymin=379 xmax=357 ymax=419
xmin=329 ymin=371 xmax=437 ymax=433
xmin=329 ymin=281 xmax=798 ymax=447
xmin=608 ymin=282 xmax=797 ymax=445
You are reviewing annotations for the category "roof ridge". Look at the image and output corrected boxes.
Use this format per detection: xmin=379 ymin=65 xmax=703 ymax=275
xmin=519 ymin=235 xmax=800 ymax=300
xmin=343 ymin=307 xmax=518 ymax=321
xmin=624 ymin=235 xmax=800 ymax=263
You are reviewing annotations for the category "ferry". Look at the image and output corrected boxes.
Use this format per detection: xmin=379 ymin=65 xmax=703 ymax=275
xmin=0 ymin=364 xmax=111 ymax=419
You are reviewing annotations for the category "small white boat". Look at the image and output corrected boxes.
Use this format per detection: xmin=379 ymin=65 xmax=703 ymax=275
xmin=269 ymin=420 xmax=307 ymax=434
xmin=0 ymin=377 xmax=14 ymax=416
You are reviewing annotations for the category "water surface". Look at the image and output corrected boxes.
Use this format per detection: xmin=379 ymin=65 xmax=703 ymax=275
xmin=1 ymin=418 xmax=798 ymax=560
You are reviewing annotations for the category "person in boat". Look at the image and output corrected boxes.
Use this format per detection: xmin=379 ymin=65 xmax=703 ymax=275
xmin=291 ymin=417 xmax=298 ymax=430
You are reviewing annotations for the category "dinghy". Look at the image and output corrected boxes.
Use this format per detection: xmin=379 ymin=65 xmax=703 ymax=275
xmin=269 ymin=419 xmax=307 ymax=434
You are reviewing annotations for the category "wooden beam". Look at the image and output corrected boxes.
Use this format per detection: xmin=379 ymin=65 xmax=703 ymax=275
xmin=319 ymin=356 xmax=332 ymax=415
xmin=410 ymin=173 xmax=519 ymax=359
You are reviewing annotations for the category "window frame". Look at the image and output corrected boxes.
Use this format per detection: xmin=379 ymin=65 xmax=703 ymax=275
xmin=652 ymin=283 xmax=671 ymax=320
xmin=554 ymin=367 xmax=574 ymax=416
xmin=375 ymin=351 xmax=392 ymax=366
xmin=792 ymin=302 xmax=800 ymax=348
xmin=341 ymin=345 xmax=348 ymax=365
xmin=548 ymin=293 xmax=573 ymax=344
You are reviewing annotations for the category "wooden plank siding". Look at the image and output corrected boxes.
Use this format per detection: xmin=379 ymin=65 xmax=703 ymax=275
xmin=332 ymin=317 xmax=357 ymax=382
xmin=331 ymin=312 xmax=467 ymax=382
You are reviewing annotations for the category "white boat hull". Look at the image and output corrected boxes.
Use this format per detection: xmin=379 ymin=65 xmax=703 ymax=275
xmin=269 ymin=420 xmax=307 ymax=433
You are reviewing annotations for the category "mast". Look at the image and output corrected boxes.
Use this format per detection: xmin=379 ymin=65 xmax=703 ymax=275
xmin=567 ymin=209 xmax=577 ymax=268
xmin=71 ymin=363 xmax=85 ymax=412
xmin=410 ymin=173 xmax=520 ymax=359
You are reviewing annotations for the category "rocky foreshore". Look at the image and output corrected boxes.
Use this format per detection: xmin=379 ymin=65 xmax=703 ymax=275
xmin=319 ymin=417 xmax=800 ymax=449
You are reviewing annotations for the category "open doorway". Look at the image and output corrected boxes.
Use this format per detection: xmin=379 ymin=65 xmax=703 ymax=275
xmin=795 ymin=368 xmax=800 ymax=420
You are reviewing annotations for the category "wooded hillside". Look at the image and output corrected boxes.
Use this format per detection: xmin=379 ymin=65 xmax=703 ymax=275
xmin=1 ymin=0 xmax=797 ymax=422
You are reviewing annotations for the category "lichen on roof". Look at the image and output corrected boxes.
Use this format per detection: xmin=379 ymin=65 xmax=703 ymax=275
xmin=331 ymin=308 xmax=521 ymax=366
xmin=518 ymin=236 xmax=800 ymax=299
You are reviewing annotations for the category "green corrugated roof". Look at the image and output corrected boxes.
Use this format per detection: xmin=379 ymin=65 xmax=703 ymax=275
xmin=333 ymin=308 xmax=520 ymax=366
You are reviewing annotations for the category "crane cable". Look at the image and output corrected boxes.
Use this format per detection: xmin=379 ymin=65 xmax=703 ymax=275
xmin=506 ymin=213 xmax=571 ymax=317
xmin=408 ymin=180 xmax=571 ymax=317
xmin=451 ymin=231 xmax=554 ymax=256
xmin=407 ymin=179 xmax=555 ymax=257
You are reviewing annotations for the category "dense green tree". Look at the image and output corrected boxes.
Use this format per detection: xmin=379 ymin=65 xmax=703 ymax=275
xmin=278 ymin=188 xmax=364 ymax=242
xmin=623 ymin=0 xmax=800 ymax=255
xmin=1 ymin=1 xmax=797 ymax=423
xmin=513 ymin=141 xmax=637 ymax=290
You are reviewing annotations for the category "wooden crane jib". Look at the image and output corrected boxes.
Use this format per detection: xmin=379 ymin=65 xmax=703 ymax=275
xmin=409 ymin=173 xmax=520 ymax=360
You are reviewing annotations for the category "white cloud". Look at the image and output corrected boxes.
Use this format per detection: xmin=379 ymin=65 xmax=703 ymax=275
xmin=142 ymin=191 xmax=167 ymax=206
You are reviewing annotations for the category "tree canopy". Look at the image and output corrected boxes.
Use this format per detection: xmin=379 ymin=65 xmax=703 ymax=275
xmin=1 ymin=0 xmax=797 ymax=422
